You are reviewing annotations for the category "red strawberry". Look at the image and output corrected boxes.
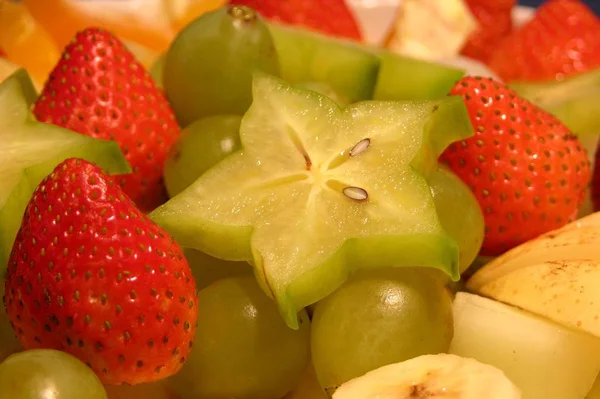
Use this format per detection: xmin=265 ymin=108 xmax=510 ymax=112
xmin=460 ymin=0 xmax=515 ymax=63
xmin=488 ymin=0 xmax=600 ymax=82
xmin=227 ymin=0 xmax=362 ymax=41
xmin=3 ymin=158 xmax=198 ymax=385
xmin=591 ymin=144 xmax=600 ymax=210
xmin=439 ymin=76 xmax=591 ymax=256
xmin=33 ymin=28 xmax=181 ymax=212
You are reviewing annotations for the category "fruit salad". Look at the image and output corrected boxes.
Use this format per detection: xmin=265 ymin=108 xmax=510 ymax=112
xmin=1 ymin=0 xmax=600 ymax=398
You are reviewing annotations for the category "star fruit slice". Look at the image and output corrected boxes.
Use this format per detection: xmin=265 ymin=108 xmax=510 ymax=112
xmin=150 ymin=73 xmax=472 ymax=327
xmin=0 ymin=69 xmax=130 ymax=272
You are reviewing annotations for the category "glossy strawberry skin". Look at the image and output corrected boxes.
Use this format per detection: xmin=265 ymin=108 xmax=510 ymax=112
xmin=3 ymin=158 xmax=198 ymax=385
xmin=227 ymin=0 xmax=362 ymax=41
xmin=33 ymin=28 xmax=180 ymax=212
xmin=488 ymin=0 xmax=600 ymax=82
xmin=460 ymin=0 xmax=515 ymax=63
xmin=440 ymin=77 xmax=591 ymax=256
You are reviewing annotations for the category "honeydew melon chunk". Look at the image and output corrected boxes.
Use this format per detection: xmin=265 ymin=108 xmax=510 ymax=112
xmin=151 ymin=73 xmax=472 ymax=327
xmin=0 ymin=69 xmax=130 ymax=273
xmin=450 ymin=292 xmax=600 ymax=399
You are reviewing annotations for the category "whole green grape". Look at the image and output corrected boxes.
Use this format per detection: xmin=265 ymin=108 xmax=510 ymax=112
xmin=0 ymin=283 xmax=22 ymax=362
xmin=164 ymin=6 xmax=280 ymax=126
xmin=168 ymin=276 xmax=311 ymax=399
xmin=311 ymin=267 xmax=453 ymax=394
xmin=164 ymin=115 xmax=242 ymax=197
xmin=184 ymin=248 xmax=252 ymax=291
xmin=429 ymin=164 xmax=484 ymax=275
xmin=0 ymin=349 xmax=107 ymax=399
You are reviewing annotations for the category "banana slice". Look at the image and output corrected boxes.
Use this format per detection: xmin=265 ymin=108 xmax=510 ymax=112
xmin=332 ymin=353 xmax=521 ymax=399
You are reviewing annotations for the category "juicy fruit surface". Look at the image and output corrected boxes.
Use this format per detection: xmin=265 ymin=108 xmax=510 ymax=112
xmin=0 ymin=69 xmax=129 ymax=271
xmin=151 ymin=74 xmax=472 ymax=327
xmin=488 ymin=0 xmax=600 ymax=82
xmin=269 ymin=23 xmax=379 ymax=103
xmin=311 ymin=268 xmax=454 ymax=394
xmin=429 ymin=165 xmax=484 ymax=274
xmin=450 ymin=292 xmax=600 ymax=399
xmin=164 ymin=6 xmax=280 ymax=126
xmin=164 ymin=115 xmax=242 ymax=197
xmin=0 ymin=349 xmax=108 ymax=399
xmin=168 ymin=276 xmax=311 ymax=399
xmin=33 ymin=27 xmax=181 ymax=212
xmin=228 ymin=0 xmax=362 ymax=41
xmin=440 ymin=77 xmax=591 ymax=256
xmin=4 ymin=158 xmax=198 ymax=385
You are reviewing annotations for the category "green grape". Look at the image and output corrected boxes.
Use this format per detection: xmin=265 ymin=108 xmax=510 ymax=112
xmin=311 ymin=267 xmax=453 ymax=394
xmin=429 ymin=164 xmax=484 ymax=275
xmin=164 ymin=6 xmax=280 ymax=126
xmin=168 ymin=276 xmax=311 ymax=399
xmin=164 ymin=115 xmax=242 ymax=197
xmin=184 ymin=248 xmax=252 ymax=291
xmin=0 ymin=349 xmax=107 ymax=399
xmin=0 ymin=283 xmax=22 ymax=362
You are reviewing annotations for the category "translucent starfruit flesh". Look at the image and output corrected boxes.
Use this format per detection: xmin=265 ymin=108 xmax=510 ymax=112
xmin=0 ymin=69 xmax=130 ymax=273
xmin=151 ymin=73 xmax=472 ymax=328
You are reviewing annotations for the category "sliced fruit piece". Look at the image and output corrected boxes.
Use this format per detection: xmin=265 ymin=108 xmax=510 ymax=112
xmin=164 ymin=5 xmax=280 ymax=126
xmin=373 ymin=51 xmax=465 ymax=101
xmin=587 ymin=376 xmax=600 ymax=398
xmin=296 ymin=82 xmax=350 ymax=106
xmin=385 ymin=0 xmax=477 ymax=60
xmin=311 ymin=268 xmax=454 ymax=394
xmin=151 ymin=73 xmax=470 ymax=327
xmin=164 ymin=115 xmax=242 ymax=197
xmin=0 ymin=70 xmax=130 ymax=272
xmin=510 ymin=68 xmax=600 ymax=135
xmin=0 ymin=1 xmax=61 ymax=86
xmin=429 ymin=165 xmax=484 ymax=275
xmin=268 ymin=23 xmax=379 ymax=103
xmin=0 ymin=349 xmax=108 ymax=399
xmin=332 ymin=353 xmax=521 ymax=399
xmin=167 ymin=276 xmax=310 ymax=399
xmin=467 ymin=212 xmax=600 ymax=338
xmin=450 ymin=292 xmax=600 ymax=399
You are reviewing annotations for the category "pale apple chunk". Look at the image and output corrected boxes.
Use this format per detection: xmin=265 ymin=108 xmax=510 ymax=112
xmin=450 ymin=293 xmax=600 ymax=399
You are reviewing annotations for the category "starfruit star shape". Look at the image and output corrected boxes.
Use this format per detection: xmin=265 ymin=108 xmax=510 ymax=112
xmin=0 ymin=70 xmax=129 ymax=272
xmin=151 ymin=74 xmax=472 ymax=327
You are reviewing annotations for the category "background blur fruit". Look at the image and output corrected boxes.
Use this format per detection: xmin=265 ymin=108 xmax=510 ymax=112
xmin=311 ymin=267 xmax=454 ymax=394
xmin=168 ymin=276 xmax=311 ymax=399
xmin=450 ymin=292 xmax=600 ymax=399
xmin=22 ymin=0 xmax=174 ymax=52
xmin=228 ymin=0 xmax=362 ymax=41
xmin=0 ymin=1 xmax=60 ymax=85
xmin=164 ymin=6 xmax=279 ymax=126
xmin=284 ymin=366 xmax=328 ymax=399
xmin=488 ymin=0 xmax=600 ymax=82
xmin=164 ymin=115 xmax=242 ymax=197
xmin=0 ymin=349 xmax=108 ymax=399
xmin=168 ymin=0 xmax=227 ymax=32
xmin=184 ymin=248 xmax=251 ymax=291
